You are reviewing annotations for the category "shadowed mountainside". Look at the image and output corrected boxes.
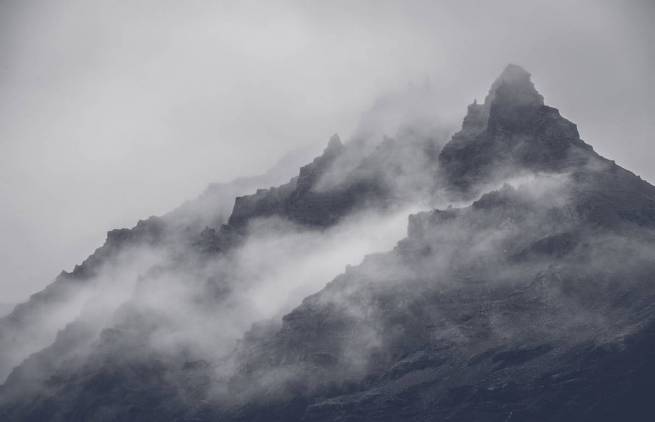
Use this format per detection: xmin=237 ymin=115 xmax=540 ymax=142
xmin=3 ymin=65 xmax=655 ymax=421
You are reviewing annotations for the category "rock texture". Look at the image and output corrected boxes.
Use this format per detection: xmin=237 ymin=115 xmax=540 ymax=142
xmin=0 ymin=145 xmax=321 ymax=383
xmin=439 ymin=64 xmax=594 ymax=193
xmin=3 ymin=65 xmax=655 ymax=422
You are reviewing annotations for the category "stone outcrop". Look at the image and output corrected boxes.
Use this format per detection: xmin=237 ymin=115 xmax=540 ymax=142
xmin=4 ymin=65 xmax=655 ymax=422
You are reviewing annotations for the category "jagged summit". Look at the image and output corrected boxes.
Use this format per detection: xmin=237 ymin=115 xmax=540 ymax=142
xmin=439 ymin=64 xmax=594 ymax=193
xmin=4 ymin=66 xmax=655 ymax=422
xmin=326 ymin=133 xmax=343 ymax=152
xmin=458 ymin=64 xmax=544 ymax=137
xmin=497 ymin=63 xmax=530 ymax=81
xmin=485 ymin=63 xmax=544 ymax=107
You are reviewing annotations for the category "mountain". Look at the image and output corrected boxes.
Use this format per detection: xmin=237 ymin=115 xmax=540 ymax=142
xmin=3 ymin=65 xmax=655 ymax=421
xmin=0 ymin=144 xmax=322 ymax=383
xmin=439 ymin=64 xmax=595 ymax=194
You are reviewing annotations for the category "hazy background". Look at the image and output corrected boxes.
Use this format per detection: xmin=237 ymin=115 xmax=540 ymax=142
xmin=1 ymin=0 xmax=654 ymax=303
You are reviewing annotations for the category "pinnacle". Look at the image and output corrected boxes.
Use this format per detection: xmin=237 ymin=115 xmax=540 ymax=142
xmin=485 ymin=63 xmax=544 ymax=107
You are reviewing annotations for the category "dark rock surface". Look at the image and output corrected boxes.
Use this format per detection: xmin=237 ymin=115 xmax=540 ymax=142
xmin=3 ymin=65 xmax=655 ymax=421
xmin=0 ymin=145 xmax=321 ymax=383
xmin=228 ymin=131 xmax=442 ymax=229
xmin=439 ymin=64 xmax=595 ymax=194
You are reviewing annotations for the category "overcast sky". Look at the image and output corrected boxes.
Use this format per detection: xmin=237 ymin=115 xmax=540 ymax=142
xmin=1 ymin=0 xmax=654 ymax=303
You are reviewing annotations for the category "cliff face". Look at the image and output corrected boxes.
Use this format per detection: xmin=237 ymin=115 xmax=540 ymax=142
xmin=0 ymin=145 xmax=323 ymax=383
xmin=228 ymin=178 xmax=655 ymax=422
xmin=439 ymin=64 xmax=595 ymax=194
xmin=228 ymin=135 xmax=352 ymax=228
xmin=0 ymin=82 xmax=446 ymax=411
xmin=3 ymin=65 xmax=655 ymax=422
xmin=228 ymin=131 xmax=442 ymax=229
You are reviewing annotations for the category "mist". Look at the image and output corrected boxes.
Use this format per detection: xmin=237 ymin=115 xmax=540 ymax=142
xmin=3 ymin=3 xmax=655 ymax=418
xmin=1 ymin=0 xmax=654 ymax=306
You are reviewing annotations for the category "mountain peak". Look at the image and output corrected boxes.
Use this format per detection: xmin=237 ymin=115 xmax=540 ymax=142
xmin=485 ymin=63 xmax=544 ymax=108
xmin=326 ymin=133 xmax=343 ymax=153
xmin=3 ymin=65 xmax=655 ymax=422
xmin=497 ymin=63 xmax=531 ymax=83
xmin=456 ymin=65 xmax=544 ymax=138
xmin=440 ymin=64 xmax=591 ymax=193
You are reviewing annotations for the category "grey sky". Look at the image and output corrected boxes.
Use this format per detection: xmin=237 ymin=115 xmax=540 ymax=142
xmin=1 ymin=0 xmax=654 ymax=303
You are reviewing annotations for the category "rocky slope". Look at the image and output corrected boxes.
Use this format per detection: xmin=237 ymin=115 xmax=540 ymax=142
xmin=3 ymin=65 xmax=655 ymax=421
xmin=0 ymin=145 xmax=322 ymax=383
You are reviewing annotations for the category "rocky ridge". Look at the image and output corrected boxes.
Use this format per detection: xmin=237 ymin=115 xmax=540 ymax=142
xmin=2 ymin=65 xmax=655 ymax=421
